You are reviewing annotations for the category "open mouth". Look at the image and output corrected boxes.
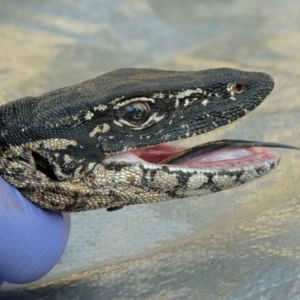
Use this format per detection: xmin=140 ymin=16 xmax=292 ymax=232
xmin=103 ymin=139 xmax=299 ymax=170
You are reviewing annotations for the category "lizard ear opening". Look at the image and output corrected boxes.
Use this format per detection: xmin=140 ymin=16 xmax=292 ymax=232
xmin=32 ymin=151 xmax=59 ymax=181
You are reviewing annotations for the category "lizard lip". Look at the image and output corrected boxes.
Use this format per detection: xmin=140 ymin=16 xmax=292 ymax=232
xmin=103 ymin=139 xmax=299 ymax=170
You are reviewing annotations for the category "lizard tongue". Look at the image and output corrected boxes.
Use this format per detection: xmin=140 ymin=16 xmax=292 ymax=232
xmin=161 ymin=146 xmax=280 ymax=169
xmin=157 ymin=139 xmax=300 ymax=168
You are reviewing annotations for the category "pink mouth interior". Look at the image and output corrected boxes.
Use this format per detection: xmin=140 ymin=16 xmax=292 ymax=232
xmin=131 ymin=144 xmax=187 ymax=163
xmin=106 ymin=143 xmax=280 ymax=169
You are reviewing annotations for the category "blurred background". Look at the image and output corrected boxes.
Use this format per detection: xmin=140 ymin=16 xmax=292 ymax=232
xmin=1 ymin=0 xmax=300 ymax=299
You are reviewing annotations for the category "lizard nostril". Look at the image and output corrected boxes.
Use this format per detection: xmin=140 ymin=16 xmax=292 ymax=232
xmin=231 ymin=83 xmax=244 ymax=94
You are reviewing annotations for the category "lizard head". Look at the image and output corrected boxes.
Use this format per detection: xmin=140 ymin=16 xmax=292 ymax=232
xmin=0 ymin=68 xmax=281 ymax=212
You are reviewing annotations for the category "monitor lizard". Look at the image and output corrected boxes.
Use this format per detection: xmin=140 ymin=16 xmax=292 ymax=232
xmin=0 ymin=68 xmax=288 ymax=212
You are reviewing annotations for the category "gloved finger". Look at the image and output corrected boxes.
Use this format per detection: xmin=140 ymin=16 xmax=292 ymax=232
xmin=0 ymin=177 xmax=71 ymax=284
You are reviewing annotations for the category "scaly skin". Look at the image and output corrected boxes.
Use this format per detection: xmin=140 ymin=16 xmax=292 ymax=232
xmin=0 ymin=68 xmax=275 ymax=211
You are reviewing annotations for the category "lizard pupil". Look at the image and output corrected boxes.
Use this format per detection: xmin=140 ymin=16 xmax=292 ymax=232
xmin=122 ymin=102 xmax=150 ymax=124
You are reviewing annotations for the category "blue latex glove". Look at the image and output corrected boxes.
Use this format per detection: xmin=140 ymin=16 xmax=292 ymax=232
xmin=0 ymin=177 xmax=70 ymax=286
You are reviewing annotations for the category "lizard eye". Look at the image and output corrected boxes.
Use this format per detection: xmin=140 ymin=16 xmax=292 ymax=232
xmin=121 ymin=102 xmax=150 ymax=125
xmin=114 ymin=98 xmax=163 ymax=130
